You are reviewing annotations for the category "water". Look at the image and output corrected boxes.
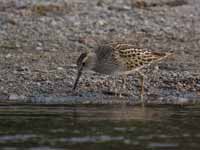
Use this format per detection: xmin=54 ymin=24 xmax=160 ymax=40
xmin=0 ymin=104 xmax=200 ymax=150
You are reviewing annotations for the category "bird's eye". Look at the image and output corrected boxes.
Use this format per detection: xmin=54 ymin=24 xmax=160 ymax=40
xmin=82 ymin=62 xmax=86 ymax=66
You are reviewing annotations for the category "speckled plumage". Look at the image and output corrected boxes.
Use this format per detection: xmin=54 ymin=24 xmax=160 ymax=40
xmin=93 ymin=43 xmax=171 ymax=75
xmin=73 ymin=42 xmax=172 ymax=104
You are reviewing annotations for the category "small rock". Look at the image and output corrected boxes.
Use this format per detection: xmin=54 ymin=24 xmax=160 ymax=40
xmin=57 ymin=67 xmax=64 ymax=71
xmin=176 ymin=97 xmax=190 ymax=105
xmin=51 ymin=48 xmax=57 ymax=52
xmin=196 ymin=84 xmax=200 ymax=88
xmin=36 ymin=82 xmax=41 ymax=86
xmin=36 ymin=46 xmax=43 ymax=51
xmin=98 ymin=20 xmax=106 ymax=26
xmin=51 ymin=20 xmax=57 ymax=26
xmin=5 ymin=54 xmax=12 ymax=58
xmin=9 ymin=94 xmax=19 ymax=101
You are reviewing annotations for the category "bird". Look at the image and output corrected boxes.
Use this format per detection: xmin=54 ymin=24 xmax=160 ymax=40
xmin=72 ymin=42 xmax=172 ymax=105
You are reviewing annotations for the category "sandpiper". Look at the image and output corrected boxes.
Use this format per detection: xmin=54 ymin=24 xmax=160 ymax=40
xmin=72 ymin=42 xmax=172 ymax=105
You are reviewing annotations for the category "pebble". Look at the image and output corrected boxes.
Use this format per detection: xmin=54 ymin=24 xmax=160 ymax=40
xmin=9 ymin=94 xmax=27 ymax=101
xmin=57 ymin=67 xmax=64 ymax=71
xmin=5 ymin=54 xmax=12 ymax=58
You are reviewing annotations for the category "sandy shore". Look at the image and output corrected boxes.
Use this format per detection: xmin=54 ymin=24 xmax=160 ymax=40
xmin=0 ymin=0 xmax=200 ymax=105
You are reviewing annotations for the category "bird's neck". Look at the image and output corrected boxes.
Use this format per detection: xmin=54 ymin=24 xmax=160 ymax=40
xmin=86 ymin=52 xmax=97 ymax=70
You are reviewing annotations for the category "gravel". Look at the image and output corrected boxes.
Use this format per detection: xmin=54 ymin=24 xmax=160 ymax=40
xmin=0 ymin=0 xmax=200 ymax=105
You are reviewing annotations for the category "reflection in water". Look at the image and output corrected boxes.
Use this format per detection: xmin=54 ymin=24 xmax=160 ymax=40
xmin=0 ymin=105 xmax=200 ymax=150
xmin=148 ymin=142 xmax=178 ymax=148
xmin=59 ymin=135 xmax=125 ymax=143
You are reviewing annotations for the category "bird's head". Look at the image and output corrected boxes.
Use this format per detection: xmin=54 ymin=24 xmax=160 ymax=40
xmin=72 ymin=51 xmax=96 ymax=91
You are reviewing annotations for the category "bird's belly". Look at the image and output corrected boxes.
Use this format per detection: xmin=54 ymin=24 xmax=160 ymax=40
xmin=92 ymin=63 xmax=121 ymax=75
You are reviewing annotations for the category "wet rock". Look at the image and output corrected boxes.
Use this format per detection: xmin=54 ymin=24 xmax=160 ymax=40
xmin=9 ymin=94 xmax=27 ymax=101
xmin=9 ymin=94 xmax=18 ymax=101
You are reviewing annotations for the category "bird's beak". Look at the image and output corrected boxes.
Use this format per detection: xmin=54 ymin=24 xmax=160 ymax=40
xmin=72 ymin=65 xmax=83 ymax=91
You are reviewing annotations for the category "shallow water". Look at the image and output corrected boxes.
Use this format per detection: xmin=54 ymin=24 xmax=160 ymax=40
xmin=0 ymin=104 xmax=200 ymax=150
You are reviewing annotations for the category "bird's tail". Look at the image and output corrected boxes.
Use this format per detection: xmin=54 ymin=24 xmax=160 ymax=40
xmin=163 ymin=51 xmax=174 ymax=60
xmin=153 ymin=51 xmax=174 ymax=62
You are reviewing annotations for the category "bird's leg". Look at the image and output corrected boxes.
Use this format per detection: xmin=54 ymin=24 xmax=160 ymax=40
xmin=136 ymin=71 xmax=145 ymax=107
xmin=120 ymin=74 xmax=127 ymax=98
xmin=122 ymin=74 xmax=127 ymax=90
xmin=113 ymin=76 xmax=118 ymax=97
xmin=110 ymin=76 xmax=116 ymax=96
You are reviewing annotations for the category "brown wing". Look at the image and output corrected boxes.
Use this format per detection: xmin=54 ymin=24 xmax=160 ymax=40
xmin=110 ymin=42 xmax=136 ymax=51
xmin=113 ymin=44 xmax=170 ymax=71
